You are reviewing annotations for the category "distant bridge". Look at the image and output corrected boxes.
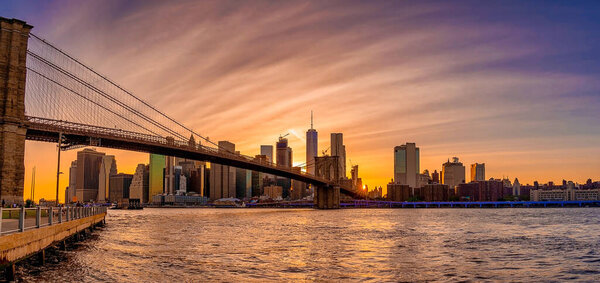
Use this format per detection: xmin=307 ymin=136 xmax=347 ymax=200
xmin=0 ymin=17 xmax=354 ymax=208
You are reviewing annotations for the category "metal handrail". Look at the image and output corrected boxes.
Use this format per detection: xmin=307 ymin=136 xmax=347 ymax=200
xmin=0 ymin=206 xmax=107 ymax=236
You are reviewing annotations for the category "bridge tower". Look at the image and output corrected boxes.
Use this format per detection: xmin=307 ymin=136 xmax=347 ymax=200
xmin=0 ymin=18 xmax=32 ymax=204
xmin=314 ymin=156 xmax=341 ymax=209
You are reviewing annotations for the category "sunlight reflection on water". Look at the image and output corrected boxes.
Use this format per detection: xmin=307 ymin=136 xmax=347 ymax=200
xmin=23 ymin=208 xmax=600 ymax=282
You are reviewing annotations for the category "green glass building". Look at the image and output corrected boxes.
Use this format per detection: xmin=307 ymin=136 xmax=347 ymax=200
xmin=149 ymin=154 xmax=166 ymax=201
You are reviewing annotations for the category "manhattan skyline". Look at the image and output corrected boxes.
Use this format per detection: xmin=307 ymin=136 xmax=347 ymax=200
xmin=2 ymin=1 xmax=599 ymax=202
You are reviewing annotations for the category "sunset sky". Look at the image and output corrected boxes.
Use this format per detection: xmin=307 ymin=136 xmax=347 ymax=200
xmin=2 ymin=1 xmax=600 ymax=202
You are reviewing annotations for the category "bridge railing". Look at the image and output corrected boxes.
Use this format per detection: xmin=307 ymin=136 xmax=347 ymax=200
xmin=0 ymin=206 xmax=107 ymax=236
xmin=26 ymin=116 xmax=329 ymax=183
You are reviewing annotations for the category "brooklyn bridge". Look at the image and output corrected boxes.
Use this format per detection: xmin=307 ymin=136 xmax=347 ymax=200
xmin=0 ymin=17 xmax=353 ymax=209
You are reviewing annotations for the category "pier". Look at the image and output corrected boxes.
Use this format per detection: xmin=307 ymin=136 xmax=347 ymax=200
xmin=0 ymin=206 xmax=107 ymax=281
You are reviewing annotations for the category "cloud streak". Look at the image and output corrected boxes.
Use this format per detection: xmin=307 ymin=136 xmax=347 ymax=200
xmin=2 ymin=0 xmax=599 ymax=200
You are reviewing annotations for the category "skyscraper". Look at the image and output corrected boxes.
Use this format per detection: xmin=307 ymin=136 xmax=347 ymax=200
xmin=148 ymin=154 xmax=165 ymax=201
xmin=129 ymin=164 xmax=149 ymax=204
xmin=164 ymin=156 xmax=175 ymax=195
xmin=394 ymin=143 xmax=419 ymax=188
xmin=66 ymin=160 xmax=77 ymax=203
xmin=108 ymin=173 xmax=133 ymax=204
xmin=209 ymin=141 xmax=236 ymax=199
xmin=98 ymin=155 xmax=116 ymax=202
xmin=75 ymin=148 xmax=105 ymax=202
xmin=331 ymin=133 xmax=346 ymax=179
xmin=306 ymin=111 xmax=318 ymax=175
xmin=235 ymin=168 xmax=252 ymax=199
xmin=260 ymin=145 xmax=274 ymax=163
xmin=470 ymin=163 xmax=485 ymax=182
xmin=276 ymin=136 xmax=292 ymax=168
xmin=441 ymin=157 xmax=466 ymax=189
xmin=276 ymin=136 xmax=293 ymax=198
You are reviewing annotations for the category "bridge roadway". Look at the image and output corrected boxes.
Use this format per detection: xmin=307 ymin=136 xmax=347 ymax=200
xmin=24 ymin=116 xmax=356 ymax=197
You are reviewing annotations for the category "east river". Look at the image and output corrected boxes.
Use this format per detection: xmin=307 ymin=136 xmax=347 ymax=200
xmin=18 ymin=208 xmax=600 ymax=282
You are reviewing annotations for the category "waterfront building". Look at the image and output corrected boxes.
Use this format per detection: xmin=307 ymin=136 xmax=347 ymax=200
xmin=387 ymin=183 xmax=411 ymax=201
xmin=209 ymin=141 xmax=236 ymax=199
xmin=456 ymin=180 xmax=503 ymax=201
xmin=530 ymin=187 xmax=600 ymax=201
xmin=418 ymin=184 xmax=452 ymax=202
xmin=263 ymin=185 xmax=283 ymax=199
xmin=276 ymin=136 xmax=293 ymax=168
xmin=441 ymin=157 xmax=465 ymax=189
xmin=513 ymin=178 xmax=521 ymax=196
xmin=260 ymin=145 xmax=275 ymax=181
xmin=75 ymin=148 xmax=106 ymax=202
xmin=164 ymin=156 xmax=176 ymax=195
xmin=502 ymin=177 xmax=512 ymax=188
xmin=456 ymin=183 xmax=479 ymax=201
xmin=148 ymin=154 xmax=165 ymax=201
xmin=291 ymin=167 xmax=307 ymax=200
xmin=251 ymin=171 xmax=264 ymax=197
xmin=331 ymin=133 xmax=346 ymax=178
xmin=306 ymin=111 xmax=318 ymax=175
xmin=470 ymin=163 xmax=485 ymax=182
xmin=189 ymin=167 xmax=205 ymax=196
xmin=367 ymin=186 xmax=383 ymax=199
xmin=108 ymin=173 xmax=133 ymax=204
xmin=129 ymin=164 xmax=149 ymax=205
xmin=152 ymin=194 xmax=208 ymax=206
xmin=431 ymin=170 xmax=440 ymax=184
xmin=394 ymin=143 xmax=419 ymax=188
xmin=416 ymin=170 xmax=431 ymax=188
xmin=66 ymin=160 xmax=77 ymax=203
xmin=276 ymin=136 xmax=292 ymax=197
xmin=236 ymin=168 xmax=252 ymax=199
xmin=260 ymin=145 xmax=274 ymax=163
xmin=350 ymin=165 xmax=360 ymax=191
xmin=98 ymin=155 xmax=116 ymax=203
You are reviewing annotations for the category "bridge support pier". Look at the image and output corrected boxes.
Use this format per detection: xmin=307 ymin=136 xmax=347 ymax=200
xmin=4 ymin=263 xmax=15 ymax=282
xmin=0 ymin=18 xmax=32 ymax=205
xmin=315 ymin=186 xmax=339 ymax=209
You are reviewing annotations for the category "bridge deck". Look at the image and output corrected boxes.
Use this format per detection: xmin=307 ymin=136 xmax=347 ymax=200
xmin=25 ymin=116 xmax=358 ymax=194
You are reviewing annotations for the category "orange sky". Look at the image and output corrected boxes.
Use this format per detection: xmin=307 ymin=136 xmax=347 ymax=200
xmin=4 ymin=1 xmax=599 ymax=202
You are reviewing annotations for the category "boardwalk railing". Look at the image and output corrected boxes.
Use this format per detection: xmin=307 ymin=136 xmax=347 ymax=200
xmin=0 ymin=206 xmax=107 ymax=236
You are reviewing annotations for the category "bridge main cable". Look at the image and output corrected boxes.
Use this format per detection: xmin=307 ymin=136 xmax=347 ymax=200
xmin=29 ymin=33 xmax=224 ymax=150
xmin=26 ymin=50 xmax=188 ymax=142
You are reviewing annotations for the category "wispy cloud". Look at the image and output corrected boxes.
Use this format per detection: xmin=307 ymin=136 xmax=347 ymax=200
xmin=3 ymin=0 xmax=599 ymax=200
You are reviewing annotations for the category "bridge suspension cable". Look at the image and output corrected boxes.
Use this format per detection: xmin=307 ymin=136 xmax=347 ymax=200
xmin=25 ymin=33 xmax=226 ymax=151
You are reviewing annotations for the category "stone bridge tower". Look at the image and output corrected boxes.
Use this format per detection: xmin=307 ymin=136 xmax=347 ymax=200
xmin=0 ymin=18 xmax=32 ymax=204
xmin=314 ymin=156 xmax=341 ymax=209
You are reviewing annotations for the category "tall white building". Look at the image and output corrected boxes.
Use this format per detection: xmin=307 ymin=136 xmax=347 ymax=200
xmin=331 ymin=133 xmax=346 ymax=179
xmin=98 ymin=155 xmax=116 ymax=202
xmin=306 ymin=111 xmax=318 ymax=175
xmin=394 ymin=143 xmax=419 ymax=188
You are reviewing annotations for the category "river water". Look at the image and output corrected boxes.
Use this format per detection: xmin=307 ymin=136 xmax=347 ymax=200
xmin=18 ymin=208 xmax=600 ymax=282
